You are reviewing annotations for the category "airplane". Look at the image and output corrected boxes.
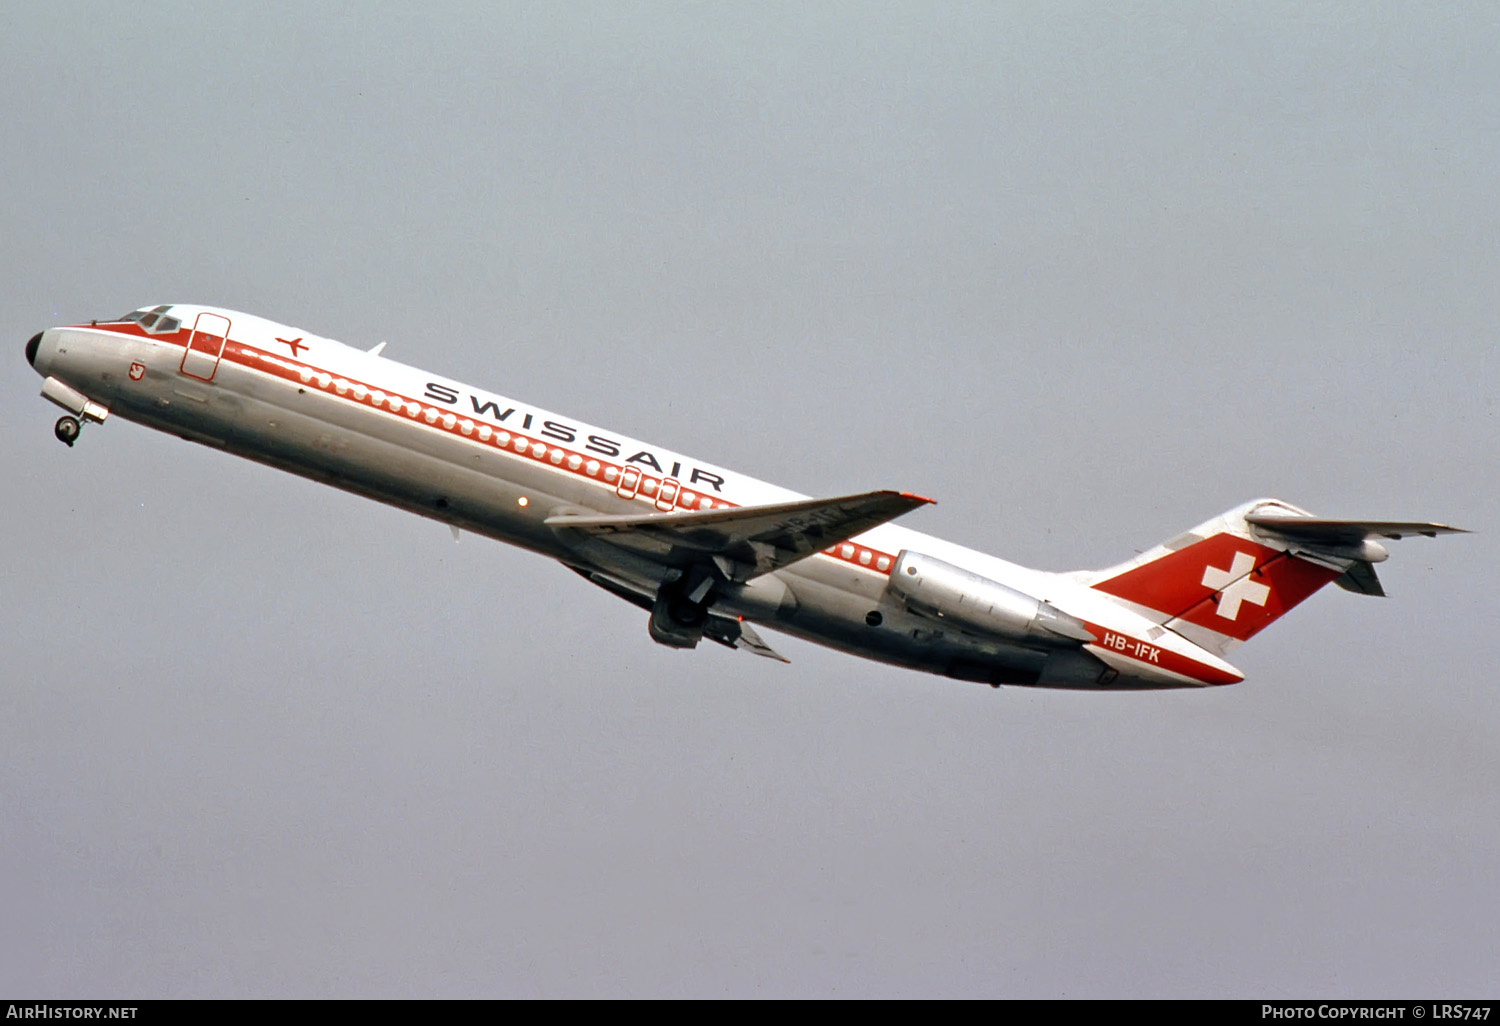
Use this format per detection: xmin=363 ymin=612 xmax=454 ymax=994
xmin=24 ymin=304 xmax=1466 ymax=690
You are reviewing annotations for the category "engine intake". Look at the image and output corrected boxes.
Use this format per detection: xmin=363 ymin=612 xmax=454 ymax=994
xmin=888 ymin=550 xmax=1095 ymax=645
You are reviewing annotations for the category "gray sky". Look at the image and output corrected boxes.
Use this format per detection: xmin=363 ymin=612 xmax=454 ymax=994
xmin=2 ymin=1 xmax=1495 ymax=998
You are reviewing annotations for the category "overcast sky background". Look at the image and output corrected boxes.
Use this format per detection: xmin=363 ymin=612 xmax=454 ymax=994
xmin=1 ymin=1 xmax=1495 ymax=998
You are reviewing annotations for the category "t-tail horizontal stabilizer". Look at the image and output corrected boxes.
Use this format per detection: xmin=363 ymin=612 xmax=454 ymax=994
xmin=1242 ymin=514 xmax=1469 ymax=543
xmin=1084 ymin=498 xmax=1467 ymax=657
xmin=1244 ymin=511 xmax=1469 ymax=599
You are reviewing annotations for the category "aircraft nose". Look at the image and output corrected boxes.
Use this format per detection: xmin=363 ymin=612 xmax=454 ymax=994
xmin=25 ymin=331 xmax=42 ymax=367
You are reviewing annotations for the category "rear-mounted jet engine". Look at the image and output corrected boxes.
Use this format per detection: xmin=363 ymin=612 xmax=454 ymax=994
xmin=887 ymin=550 xmax=1096 ymax=645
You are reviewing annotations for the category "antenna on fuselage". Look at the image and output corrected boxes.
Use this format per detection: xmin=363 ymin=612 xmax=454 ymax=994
xmin=368 ymin=341 xmax=387 ymax=356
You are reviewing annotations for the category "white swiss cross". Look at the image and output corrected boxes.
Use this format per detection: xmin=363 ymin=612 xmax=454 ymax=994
xmin=1200 ymin=551 xmax=1271 ymax=621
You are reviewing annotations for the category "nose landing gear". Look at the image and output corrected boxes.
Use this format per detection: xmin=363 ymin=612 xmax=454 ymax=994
xmin=54 ymin=416 xmax=81 ymax=447
xmin=39 ymin=376 xmax=110 ymax=449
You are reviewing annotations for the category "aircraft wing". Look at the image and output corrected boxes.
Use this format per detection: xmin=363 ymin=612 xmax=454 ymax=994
xmin=1244 ymin=514 xmax=1468 ymax=542
xmin=545 ymin=489 xmax=933 ymax=581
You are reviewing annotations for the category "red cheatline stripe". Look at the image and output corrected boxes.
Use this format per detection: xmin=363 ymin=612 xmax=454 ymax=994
xmin=84 ymin=322 xmax=899 ymax=576
xmin=1078 ymin=619 xmax=1242 ymax=686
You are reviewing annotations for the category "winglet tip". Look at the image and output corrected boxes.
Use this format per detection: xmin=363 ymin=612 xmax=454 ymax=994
xmin=899 ymin=491 xmax=937 ymax=505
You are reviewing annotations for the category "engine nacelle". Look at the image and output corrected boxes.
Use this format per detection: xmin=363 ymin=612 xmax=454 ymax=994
xmin=887 ymin=550 xmax=1096 ymax=645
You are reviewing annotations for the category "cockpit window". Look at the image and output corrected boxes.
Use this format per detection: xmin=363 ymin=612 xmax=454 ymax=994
xmin=124 ymin=305 xmax=179 ymax=333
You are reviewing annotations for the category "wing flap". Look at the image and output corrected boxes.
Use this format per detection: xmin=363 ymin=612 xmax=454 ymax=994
xmin=704 ymin=615 xmax=791 ymax=662
xmin=546 ymin=489 xmax=934 ymax=580
xmin=568 ymin=565 xmax=654 ymax=611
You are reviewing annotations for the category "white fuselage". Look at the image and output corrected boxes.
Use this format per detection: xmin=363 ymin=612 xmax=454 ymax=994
xmin=28 ymin=305 xmax=1243 ymax=689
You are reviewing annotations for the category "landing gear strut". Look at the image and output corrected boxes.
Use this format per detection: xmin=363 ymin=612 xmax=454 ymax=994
xmin=40 ymin=377 xmax=109 ymax=446
xmin=54 ymin=416 xmax=81 ymax=447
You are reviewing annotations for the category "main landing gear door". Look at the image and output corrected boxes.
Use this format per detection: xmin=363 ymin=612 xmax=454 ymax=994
xmin=180 ymin=312 xmax=231 ymax=382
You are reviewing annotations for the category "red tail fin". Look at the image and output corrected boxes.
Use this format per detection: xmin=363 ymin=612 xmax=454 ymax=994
xmin=1084 ymin=500 xmax=1346 ymax=654
xmin=1075 ymin=498 xmax=1462 ymax=661
xmin=1093 ymin=532 xmax=1341 ymax=642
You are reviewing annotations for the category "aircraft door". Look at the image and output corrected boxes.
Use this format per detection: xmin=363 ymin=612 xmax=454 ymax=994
xmin=616 ymin=466 xmax=642 ymax=500
xmin=180 ymin=312 xmax=230 ymax=381
xmin=655 ymin=477 xmax=680 ymax=512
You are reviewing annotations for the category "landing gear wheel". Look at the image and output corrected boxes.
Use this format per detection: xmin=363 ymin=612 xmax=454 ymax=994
xmin=668 ymin=596 xmax=708 ymax=629
xmin=54 ymin=416 xmax=81 ymax=447
xmin=53 ymin=414 xmax=80 ymax=447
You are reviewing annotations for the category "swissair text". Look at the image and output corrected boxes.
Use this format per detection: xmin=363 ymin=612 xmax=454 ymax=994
xmin=422 ymin=381 xmax=726 ymax=492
